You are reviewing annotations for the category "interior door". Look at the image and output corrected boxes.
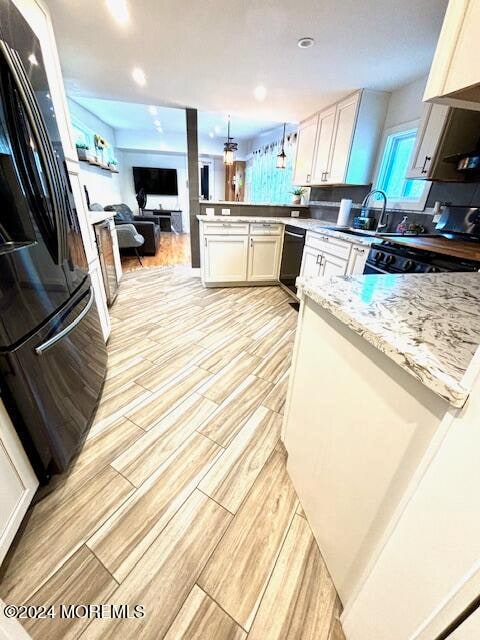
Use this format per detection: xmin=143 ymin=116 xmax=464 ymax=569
xmin=328 ymin=93 xmax=359 ymax=184
xmin=312 ymin=106 xmax=336 ymax=184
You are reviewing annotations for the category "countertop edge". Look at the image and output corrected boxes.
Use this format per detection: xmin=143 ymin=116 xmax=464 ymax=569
xmin=297 ymin=276 xmax=470 ymax=408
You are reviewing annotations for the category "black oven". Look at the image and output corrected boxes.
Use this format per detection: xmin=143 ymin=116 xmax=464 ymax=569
xmin=279 ymin=225 xmax=306 ymax=296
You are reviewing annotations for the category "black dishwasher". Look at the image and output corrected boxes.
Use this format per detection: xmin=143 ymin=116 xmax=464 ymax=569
xmin=279 ymin=225 xmax=306 ymax=296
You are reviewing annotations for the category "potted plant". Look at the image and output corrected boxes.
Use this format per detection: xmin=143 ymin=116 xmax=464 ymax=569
xmin=108 ymin=158 xmax=119 ymax=173
xmin=291 ymin=187 xmax=307 ymax=205
xmin=76 ymin=142 xmax=91 ymax=162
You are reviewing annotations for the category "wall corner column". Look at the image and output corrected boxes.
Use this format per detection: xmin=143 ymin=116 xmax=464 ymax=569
xmin=186 ymin=108 xmax=200 ymax=267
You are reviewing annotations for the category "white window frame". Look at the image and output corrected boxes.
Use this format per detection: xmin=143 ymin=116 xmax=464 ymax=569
xmin=371 ymin=120 xmax=432 ymax=211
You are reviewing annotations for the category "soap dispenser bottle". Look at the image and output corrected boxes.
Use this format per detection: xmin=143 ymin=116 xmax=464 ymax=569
xmin=396 ymin=216 xmax=408 ymax=234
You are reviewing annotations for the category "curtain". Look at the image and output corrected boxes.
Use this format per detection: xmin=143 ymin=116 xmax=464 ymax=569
xmin=245 ymin=132 xmax=296 ymax=204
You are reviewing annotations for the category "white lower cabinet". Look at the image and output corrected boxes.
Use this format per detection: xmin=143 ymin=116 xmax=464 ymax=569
xmin=247 ymin=236 xmax=282 ymax=282
xmin=322 ymin=252 xmax=347 ymax=277
xmin=347 ymin=244 xmax=369 ymax=275
xmin=0 ymin=402 xmax=38 ymax=565
xmin=204 ymin=235 xmax=249 ymax=283
xmin=301 ymin=246 xmax=323 ymax=279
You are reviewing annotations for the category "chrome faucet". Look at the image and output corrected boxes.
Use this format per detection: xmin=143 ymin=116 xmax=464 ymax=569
xmin=361 ymin=190 xmax=388 ymax=232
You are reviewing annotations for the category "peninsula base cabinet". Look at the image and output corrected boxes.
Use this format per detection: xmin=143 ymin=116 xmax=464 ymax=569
xmin=200 ymin=221 xmax=282 ymax=286
xmin=0 ymin=401 xmax=38 ymax=565
xmin=203 ymin=236 xmax=249 ymax=283
xmin=247 ymin=236 xmax=282 ymax=281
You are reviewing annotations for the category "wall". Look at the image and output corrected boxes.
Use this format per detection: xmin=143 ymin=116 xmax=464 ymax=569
xmin=118 ymin=150 xmax=189 ymax=231
xmin=383 ymin=76 xmax=426 ymax=130
xmin=67 ymin=99 xmax=123 ymax=206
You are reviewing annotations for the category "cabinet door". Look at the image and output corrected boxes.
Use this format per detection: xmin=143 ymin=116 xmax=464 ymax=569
xmin=312 ymin=106 xmax=336 ymax=184
xmin=321 ymin=252 xmax=348 ymax=277
xmin=204 ymin=235 xmax=248 ymax=282
xmin=327 ymin=93 xmax=360 ymax=184
xmin=300 ymin=246 xmax=323 ymax=279
xmin=247 ymin=236 xmax=282 ymax=282
xmin=0 ymin=403 xmax=38 ymax=565
xmin=347 ymin=245 xmax=369 ymax=275
xmin=293 ymin=114 xmax=319 ymax=185
xmin=406 ymin=103 xmax=449 ymax=179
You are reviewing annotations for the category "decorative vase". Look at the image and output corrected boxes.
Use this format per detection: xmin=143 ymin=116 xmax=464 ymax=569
xmin=76 ymin=148 xmax=88 ymax=161
xmin=292 ymin=195 xmax=301 ymax=205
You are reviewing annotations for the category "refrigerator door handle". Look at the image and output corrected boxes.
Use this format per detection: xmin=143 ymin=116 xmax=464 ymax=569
xmin=0 ymin=40 xmax=67 ymax=263
xmin=35 ymin=288 xmax=94 ymax=355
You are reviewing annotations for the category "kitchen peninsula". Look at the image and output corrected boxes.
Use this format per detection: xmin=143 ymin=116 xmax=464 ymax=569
xmin=283 ymin=270 xmax=480 ymax=640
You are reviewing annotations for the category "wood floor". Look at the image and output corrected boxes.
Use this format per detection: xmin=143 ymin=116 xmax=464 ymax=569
xmin=121 ymin=232 xmax=191 ymax=272
xmin=0 ymin=265 xmax=344 ymax=640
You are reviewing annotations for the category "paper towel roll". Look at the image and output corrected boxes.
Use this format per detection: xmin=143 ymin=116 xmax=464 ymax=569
xmin=337 ymin=199 xmax=352 ymax=227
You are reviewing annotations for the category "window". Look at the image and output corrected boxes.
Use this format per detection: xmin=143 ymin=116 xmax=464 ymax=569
xmin=373 ymin=122 xmax=431 ymax=210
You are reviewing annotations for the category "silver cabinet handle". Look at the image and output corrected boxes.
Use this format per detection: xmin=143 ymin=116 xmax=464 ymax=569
xmin=250 ymin=238 xmax=253 ymax=247
xmin=222 ymin=223 xmax=232 ymax=227
xmin=315 ymin=253 xmax=322 ymax=264
xmin=353 ymin=247 xmax=365 ymax=253
xmin=35 ymin=288 xmax=94 ymax=355
xmin=204 ymin=236 xmax=207 ymax=246
xmin=321 ymin=236 xmax=330 ymax=241
xmin=306 ymin=174 xmax=311 ymax=183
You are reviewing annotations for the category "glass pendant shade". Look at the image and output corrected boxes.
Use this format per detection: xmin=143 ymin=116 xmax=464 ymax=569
xmin=223 ymin=116 xmax=238 ymax=166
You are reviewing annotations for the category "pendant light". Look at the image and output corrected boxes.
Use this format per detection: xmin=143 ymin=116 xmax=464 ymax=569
xmin=223 ymin=115 xmax=238 ymax=166
xmin=276 ymin=123 xmax=287 ymax=169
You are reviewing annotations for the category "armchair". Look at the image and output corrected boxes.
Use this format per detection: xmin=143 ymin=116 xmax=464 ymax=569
xmin=115 ymin=224 xmax=145 ymax=265
xmin=104 ymin=203 xmax=160 ymax=255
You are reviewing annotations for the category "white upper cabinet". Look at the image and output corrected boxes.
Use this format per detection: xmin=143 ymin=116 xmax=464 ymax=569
xmin=294 ymin=90 xmax=389 ymax=187
xmin=312 ymin=106 xmax=336 ymax=184
xmin=406 ymin=103 xmax=449 ymax=179
xmin=293 ymin=114 xmax=318 ymax=185
xmin=424 ymin=0 xmax=480 ymax=111
xmin=328 ymin=93 xmax=360 ymax=184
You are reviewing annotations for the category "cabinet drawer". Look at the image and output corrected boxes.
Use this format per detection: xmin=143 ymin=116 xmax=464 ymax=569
xmin=249 ymin=222 xmax=283 ymax=236
xmin=202 ymin=222 xmax=249 ymax=235
xmin=306 ymin=231 xmax=352 ymax=260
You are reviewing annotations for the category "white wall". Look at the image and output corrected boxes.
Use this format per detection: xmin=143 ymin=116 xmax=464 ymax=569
xmin=383 ymin=76 xmax=426 ymax=130
xmin=67 ymin=99 xmax=123 ymax=206
xmin=118 ymin=150 xmax=190 ymax=231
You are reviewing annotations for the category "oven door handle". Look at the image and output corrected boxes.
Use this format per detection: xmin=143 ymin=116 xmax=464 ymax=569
xmin=285 ymin=231 xmax=304 ymax=239
xmin=35 ymin=288 xmax=94 ymax=355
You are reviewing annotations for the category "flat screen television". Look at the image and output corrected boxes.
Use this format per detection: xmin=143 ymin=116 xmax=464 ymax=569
xmin=133 ymin=167 xmax=178 ymax=195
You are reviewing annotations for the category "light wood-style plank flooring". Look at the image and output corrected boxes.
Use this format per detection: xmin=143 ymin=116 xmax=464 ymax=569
xmin=0 ymin=265 xmax=345 ymax=640
xmin=121 ymin=232 xmax=191 ymax=272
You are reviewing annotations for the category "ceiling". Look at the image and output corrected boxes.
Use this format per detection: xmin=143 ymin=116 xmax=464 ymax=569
xmin=45 ymin=0 xmax=448 ymax=123
xmin=72 ymin=96 xmax=282 ymax=139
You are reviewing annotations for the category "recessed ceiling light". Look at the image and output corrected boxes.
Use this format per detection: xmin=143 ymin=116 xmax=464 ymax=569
xmin=209 ymin=131 xmax=214 ymax=138
xmin=297 ymin=37 xmax=315 ymax=49
xmin=153 ymin=119 xmax=161 ymax=126
xmin=214 ymin=125 xmax=222 ymax=134
xmin=156 ymin=126 xmax=163 ymax=133
xmin=105 ymin=0 xmax=129 ymax=25
xmin=254 ymin=85 xmax=267 ymax=102
xmin=148 ymin=105 xmax=157 ymax=115
xmin=132 ymin=67 xmax=146 ymax=86
xmin=28 ymin=53 xmax=38 ymax=66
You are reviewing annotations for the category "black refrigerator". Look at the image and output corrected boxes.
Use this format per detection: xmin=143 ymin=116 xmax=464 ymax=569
xmin=0 ymin=0 xmax=107 ymax=483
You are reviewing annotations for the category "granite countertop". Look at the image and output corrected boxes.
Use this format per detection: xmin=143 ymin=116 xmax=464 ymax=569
xmin=196 ymin=215 xmax=375 ymax=245
xmin=297 ymin=272 xmax=480 ymax=407
xmin=200 ymin=201 xmax=310 ymax=208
